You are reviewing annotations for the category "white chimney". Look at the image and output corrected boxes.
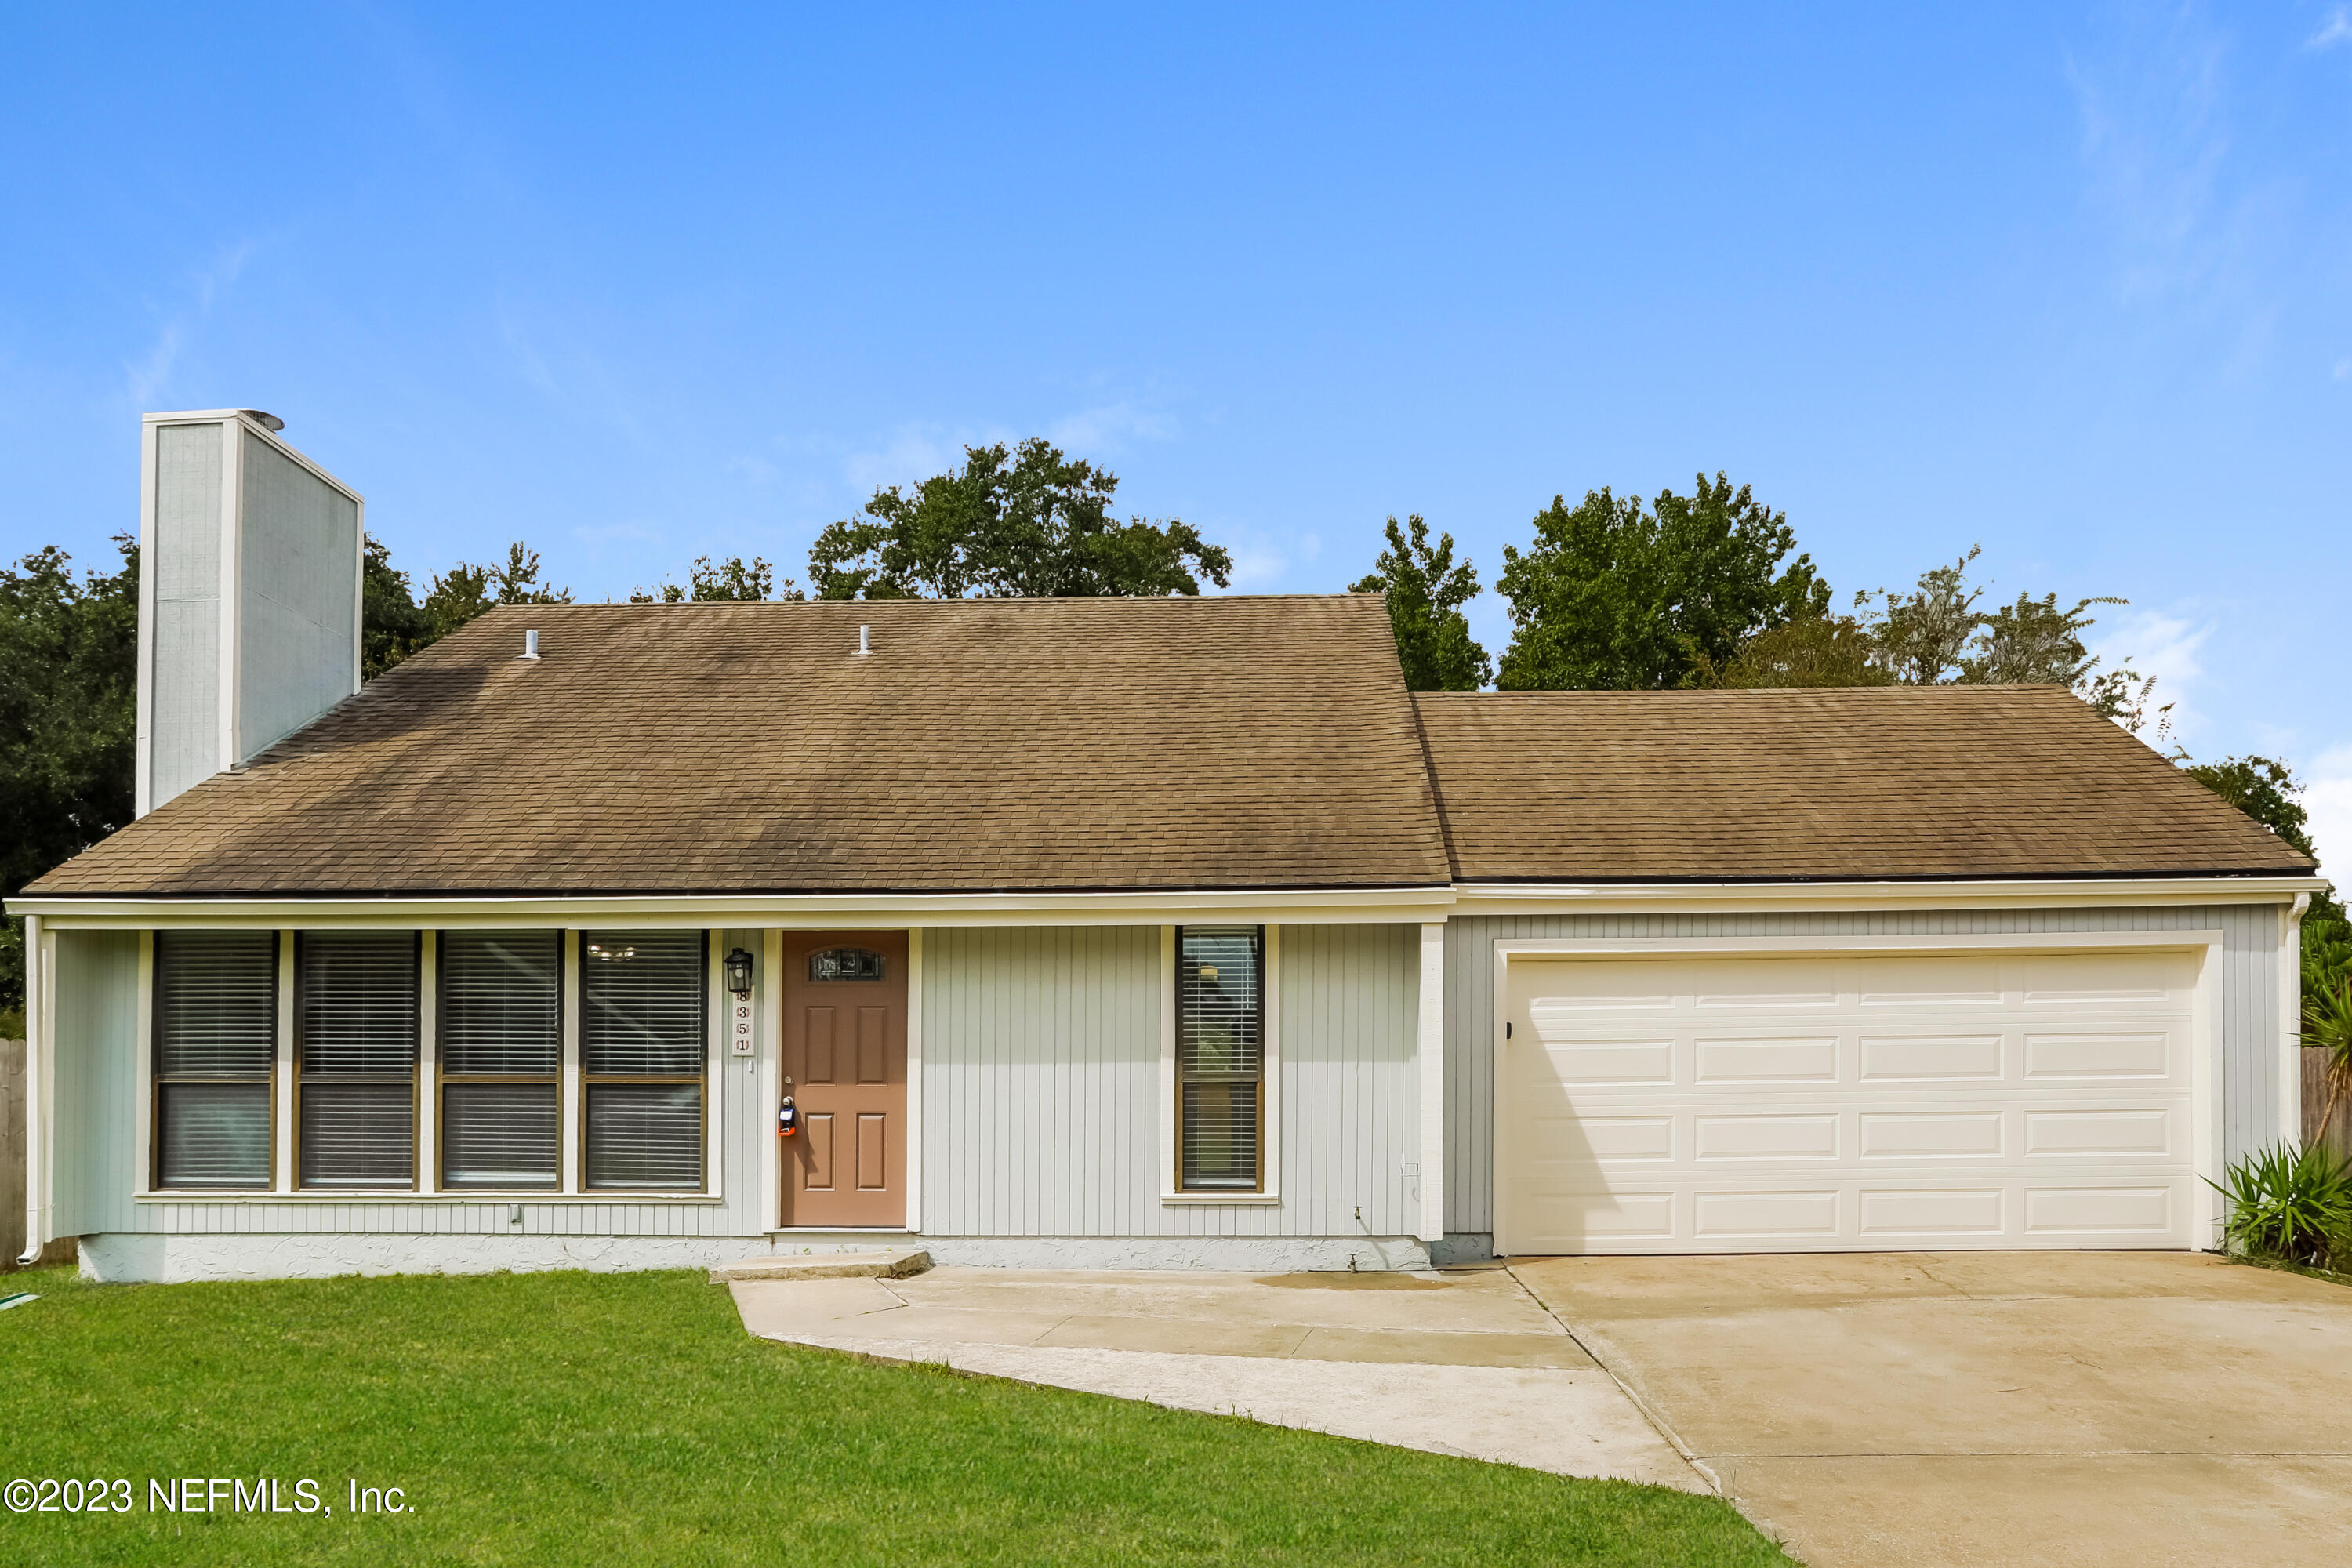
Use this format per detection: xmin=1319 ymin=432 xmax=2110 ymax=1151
xmin=136 ymin=409 xmax=364 ymax=816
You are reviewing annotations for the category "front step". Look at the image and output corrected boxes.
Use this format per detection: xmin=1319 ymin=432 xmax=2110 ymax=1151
xmin=710 ymin=1247 xmax=931 ymax=1284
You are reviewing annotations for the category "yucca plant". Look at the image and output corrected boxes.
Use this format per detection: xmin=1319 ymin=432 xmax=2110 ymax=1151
xmin=2211 ymin=1142 xmax=2352 ymax=1269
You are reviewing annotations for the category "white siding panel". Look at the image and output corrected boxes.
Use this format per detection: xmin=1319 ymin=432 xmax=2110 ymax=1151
xmin=920 ymin=924 xmax=1419 ymax=1238
xmin=1446 ymin=904 xmax=2287 ymax=1238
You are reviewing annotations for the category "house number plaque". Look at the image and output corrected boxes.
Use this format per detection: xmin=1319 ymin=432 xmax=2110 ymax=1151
xmin=730 ymin=1000 xmax=754 ymax=1056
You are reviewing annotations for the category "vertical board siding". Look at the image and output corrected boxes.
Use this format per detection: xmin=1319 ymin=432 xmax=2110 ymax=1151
xmin=1443 ymin=904 xmax=2285 ymax=1237
xmin=52 ymin=931 xmax=140 ymax=1237
xmin=923 ymin=926 xmax=1160 ymax=1236
xmin=921 ymin=924 xmax=1420 ymax=1238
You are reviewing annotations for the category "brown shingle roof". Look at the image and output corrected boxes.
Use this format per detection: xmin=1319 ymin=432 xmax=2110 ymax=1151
xmin=27 ymin=596 xmax=1453 ymax=896
xmin=1414 ymin=686 xmax=2316 ymax=882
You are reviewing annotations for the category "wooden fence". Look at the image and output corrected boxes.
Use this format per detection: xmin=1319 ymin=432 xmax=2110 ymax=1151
xmin=2307 ymin=1047 xmax=2351 ymax=1160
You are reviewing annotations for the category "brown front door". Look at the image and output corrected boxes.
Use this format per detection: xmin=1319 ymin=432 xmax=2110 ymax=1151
xmin=779 ymin=931 xmax=908 ymax=1228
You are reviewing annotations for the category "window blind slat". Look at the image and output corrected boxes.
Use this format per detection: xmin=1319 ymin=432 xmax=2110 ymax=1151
xmin=156 ymin=931 xmax=277 ymax=1076
xmin=158 ymin=1082 xmax=271 ymax=1188
xmin=296 ymin=932 xmax=418 ymax=1189
xmin=585 ymin=1084 xmax=702 ymax=1189
xmin=440 ymin=932 xmax=561 ymax=1076
xmin=582 ymin=931 xmax=705 ymax=1076
xmin=299 ymin=933 xmax=419 ymax=1075
xmin=442 ymin=1083 xmax=560 ymax=1189
xmin=299 ymin=1081 xmax=415 ymax=1187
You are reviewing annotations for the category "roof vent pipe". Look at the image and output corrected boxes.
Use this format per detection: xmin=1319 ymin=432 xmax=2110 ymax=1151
xmin=521 ymin=629 xmax=540 ymax=660
xmin=858 ymin=624 xmax=869 ymax=657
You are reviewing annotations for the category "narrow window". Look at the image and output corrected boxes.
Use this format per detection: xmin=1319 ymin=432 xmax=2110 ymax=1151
xmin=581 ymin=931 xmax=706 ymax=1190
xmin=296 ymin=932 xmax=419 ymax=1189
xmin=1177 ymin=925 xmax=1264 ymax=1192
xmin=438 ymin=931 xmax=561 ymax=1189
xmin=153 ymin=931 xmax=278 ymax=1189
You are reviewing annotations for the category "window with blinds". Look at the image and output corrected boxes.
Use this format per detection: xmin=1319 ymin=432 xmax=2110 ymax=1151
xmin=581 ymin=931 xmax=705 ymax=1189
xmin=154 ymin=931 xmax=278 ymax=1189
xmin=296 ymin=932 xmax=419 ymax=1189
xmin=438 ymin=931 xmax=561 ymax=1189
xmin=1177 ymin=925 xmax=1264 ymax=1192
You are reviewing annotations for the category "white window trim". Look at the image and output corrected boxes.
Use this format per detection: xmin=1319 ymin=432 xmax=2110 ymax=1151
xmin=1487 ymin=930 xmax=2227 ymax=1257
xmin=273 ymin=929 xmax=294 ymax=1193
xmin=1160 ymin=922 xmax=1282 ymax=1205
xmin=561 ymin=929 xmax=581 ymax=1193
xmin=906 ymin=927 xmax=925 ymax=1234
xmin=417 ymin=930 xmax=438 ymax=1196
xmin=758 ymin=928 xmax=783 ymax=1231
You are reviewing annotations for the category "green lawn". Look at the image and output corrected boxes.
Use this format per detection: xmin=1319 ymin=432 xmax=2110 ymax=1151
xmin=0 ymin=1265 xmax=1789 ymax=1566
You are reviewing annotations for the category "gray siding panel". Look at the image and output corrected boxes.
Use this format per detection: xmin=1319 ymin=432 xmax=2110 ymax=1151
xmin=237 ymin=430 xmax=357 ymax=762
xmin=1443 ymin=904 xmax=2287 ymax=1236
xmin=151 ymin=423 xmax=223 ymax=804
xmin=921 ymin=924 xmax=1421 ymax=1238
xmin=51 ymin=930 xmax=140 ymax=1236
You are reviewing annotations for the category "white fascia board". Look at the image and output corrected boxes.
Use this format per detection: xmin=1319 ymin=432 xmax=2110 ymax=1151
xmin=1451 ymin=874 xmax=2329 ymax=916
xmin=142 ymin=410 xmax=365 ymax=504
xmin=18 ymin=884 xmax=1459 ymax=930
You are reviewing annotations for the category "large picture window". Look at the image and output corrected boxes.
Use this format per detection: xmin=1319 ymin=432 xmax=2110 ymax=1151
xmin=296 ymin=932 xmax=419 ymax=1189
xmin=1177 ymin=925 xmax=1265 ymax=1192
xmin=438 ymin=931 xmax=562 ymax=1189
xmin=153 ymin=931 xmax=278 ymax=1189
xmin=581 ymin=931 xmax=706 ymax=1190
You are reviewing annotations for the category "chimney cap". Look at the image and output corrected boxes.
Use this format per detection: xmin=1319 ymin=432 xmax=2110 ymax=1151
xmin=239 ymin=409 xmax=285 ymax=433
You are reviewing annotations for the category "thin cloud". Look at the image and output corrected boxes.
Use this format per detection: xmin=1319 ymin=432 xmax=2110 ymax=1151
xmin=2310 ymin=7 xmax=2352 ymax=49
xmin=2091 ymin=607 xmax=2212 ymax=742
xmin=124 ymin=240 xmax=256 ymax=407
xmin=2302 ymin=742 xmax=2352 ymax=873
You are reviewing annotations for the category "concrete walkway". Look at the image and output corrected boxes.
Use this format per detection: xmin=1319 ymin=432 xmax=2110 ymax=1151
xmin=729 ymin=1265 xmax=1705 ymax=1490
xmin=1513 ymin=1251 xmax=2352 ymax=1568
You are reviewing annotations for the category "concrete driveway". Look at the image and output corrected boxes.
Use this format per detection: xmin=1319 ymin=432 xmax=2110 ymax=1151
xmin=1512 ymin=1250 xmax=2352 ymax=1567
xmin=729 ymin=1263 xmax=1703 ymax=1489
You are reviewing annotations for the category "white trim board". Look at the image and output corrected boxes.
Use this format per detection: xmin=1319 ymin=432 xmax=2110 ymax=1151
xmin=20 ymin=874 xmax=2325 ymax=931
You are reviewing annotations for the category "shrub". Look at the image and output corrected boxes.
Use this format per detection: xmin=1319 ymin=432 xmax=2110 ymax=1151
xmin=2211 ymin=1142 xmax=2352 ymax=1269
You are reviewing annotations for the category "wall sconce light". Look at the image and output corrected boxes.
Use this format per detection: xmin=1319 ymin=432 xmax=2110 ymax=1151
xmin=724 ymin=946 xmax=755 ymax=999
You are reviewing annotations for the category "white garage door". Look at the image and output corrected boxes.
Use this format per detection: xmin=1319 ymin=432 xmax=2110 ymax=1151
xmin=1498 ymin=945 xmax=2203 ymax=1254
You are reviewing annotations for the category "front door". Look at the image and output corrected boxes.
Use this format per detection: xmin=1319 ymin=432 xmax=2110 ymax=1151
xmin=780 ymin=931 xmax=908 ymax=1228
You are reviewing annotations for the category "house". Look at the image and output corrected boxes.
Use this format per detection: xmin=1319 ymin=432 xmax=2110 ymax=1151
xmin=8 ymin=411 xmax=2326 ymax=1283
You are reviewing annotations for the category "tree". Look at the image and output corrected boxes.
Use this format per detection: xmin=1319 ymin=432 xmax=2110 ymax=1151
xmin=368 ymin=538 xmax=570 ymax=677
xmin=1698 ymin=546 xmax=2169 ymax=736
xmin=1350 ymin=514 xmax=1490 ymax=691
xmin=1495 ymin=473 xmax=1829 ymax=691
xmin=631 ymin=554 xmax=805 ymax=603
xmin=2185 ymin=756 xmax=2316 ymax=859
xmin=0 ymin=536 xmax=139 ymax=1025
xmin=1698 ymin=612 xmax=1891 ymax=689
xmin=807 ymin=438 xmax=1232 ymax=600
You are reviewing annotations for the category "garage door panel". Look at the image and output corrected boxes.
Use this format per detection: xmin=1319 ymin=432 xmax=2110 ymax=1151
xmin=1693 ymin=1114 xmax=1838 ymax=1160
xmin=2016 ymin=949 xmax=2187 ymax=1003
xmin=1693 ymin=956 xmax=1842 ymax=1008
xmin=2023 ymin=1108 xmax=2175 ymax=1156
xmin=1543 ymin=1036 xmax=1674 ymax=1084
xmin=2024 ymin=1185 xmax=2178 ymax=1234
xmin=2024 ymin=1031 xmax=2169 ymax=1078
xmin=1858 ymin=1187 xmax=2005 ymax=1236
xmin=1693 ymin=1189 xmax=1840 ymax=1236
xmin=1857 ymin=954 xmax=2004 ymax=1005
xmin=1694 ymin=1036 xmax=1839 ymax=1082
xmin=1859 ymin=1110 xmax=2005 ymax=1158
xmin=1858 ymin=1033 xmax=2005 ymax=1080
xmin=1502 ymin=949 xmax=2201 ymax=1254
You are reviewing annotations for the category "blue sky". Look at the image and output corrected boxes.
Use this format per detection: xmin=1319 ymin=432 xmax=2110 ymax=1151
xmin=4 ymin=5 xmax=2350 ymax=863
